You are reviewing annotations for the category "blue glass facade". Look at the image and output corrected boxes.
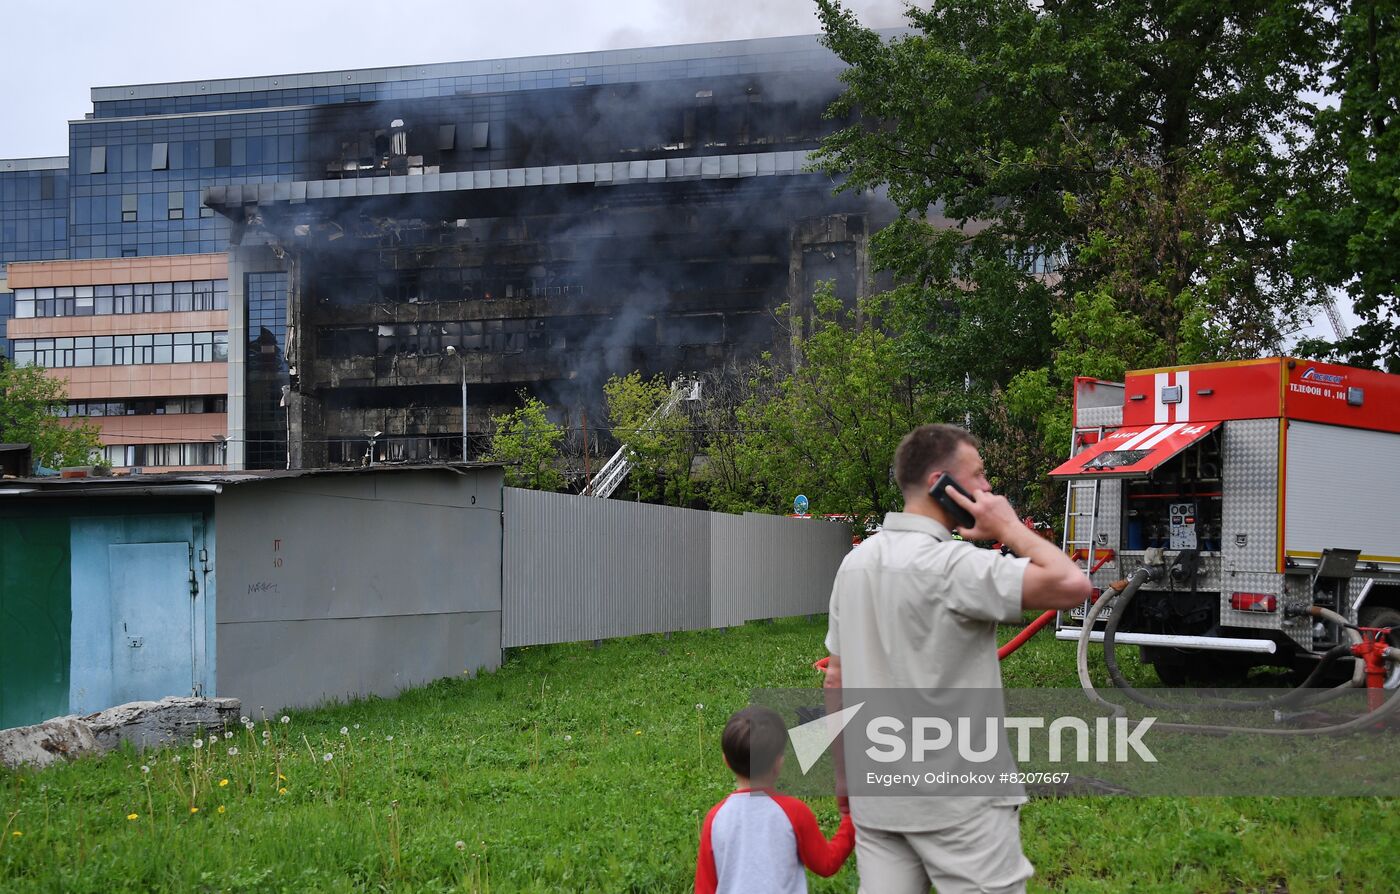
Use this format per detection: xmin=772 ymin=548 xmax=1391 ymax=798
xmin=4 ymin=36 xmax=845 ymax=264
xmin=90 ymin=39 xmax=839 ymax=118
xmin=245 ymin=272 xmax=289 ymax=470
xmin=0 ymin=161 xmax=69 ymax=266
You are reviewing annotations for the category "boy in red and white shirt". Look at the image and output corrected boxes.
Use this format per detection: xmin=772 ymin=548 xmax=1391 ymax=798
xmin=695 ymin=705 xmax=854 ymax=894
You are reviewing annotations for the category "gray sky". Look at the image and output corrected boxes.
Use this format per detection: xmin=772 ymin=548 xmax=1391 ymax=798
xmin=1 ymin=0 xmax=909 ymax=159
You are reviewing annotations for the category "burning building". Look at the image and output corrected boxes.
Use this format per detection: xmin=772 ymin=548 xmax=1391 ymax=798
xmin=204 ymin=36 xmax=895 ymax=469
xmin=1 ymin=35 xmax=899 ymax=471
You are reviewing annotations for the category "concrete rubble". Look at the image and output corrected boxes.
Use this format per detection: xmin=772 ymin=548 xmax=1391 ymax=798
xmin=0 ymin=696 xmax=242 ymax=770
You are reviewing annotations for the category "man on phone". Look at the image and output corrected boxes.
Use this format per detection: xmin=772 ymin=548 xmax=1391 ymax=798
xmin=823 ymin=423 xmax=1090 ymax=894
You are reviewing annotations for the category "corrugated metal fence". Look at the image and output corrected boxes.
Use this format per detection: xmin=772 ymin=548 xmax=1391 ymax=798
xmin=503 ymin=489 xmax=851 ymax=648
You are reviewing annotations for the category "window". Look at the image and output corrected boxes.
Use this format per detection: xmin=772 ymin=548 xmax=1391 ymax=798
xmin=471 ymin=122 xmax=490 ymax=148
xmin=152 ymin=142 xmax=168 ymax=170
xmin=167 ymin=191 xmax=183 ymax=220
xmin=89 ymin=146 xmax=107 ymax=174
xmin=214 ymin=138 xmax=231 ymax=166
xmin=12 ymin=331 xmax=227 ymax=367
xmin=121 ymin=194 xmax=137 ymax=223
xmin=438 ymin=124 xmax=456 ymax=150
xmin=16 ymin=279 xmax=228 ymax=318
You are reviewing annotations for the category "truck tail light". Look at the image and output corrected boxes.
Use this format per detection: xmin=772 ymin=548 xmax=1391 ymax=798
xmin=1231 ymin=592 xmax=1277 ymax=613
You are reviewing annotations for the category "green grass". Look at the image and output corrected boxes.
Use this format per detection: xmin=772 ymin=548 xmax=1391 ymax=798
xmin=1 ymin=616 xmax=1396 ymax=892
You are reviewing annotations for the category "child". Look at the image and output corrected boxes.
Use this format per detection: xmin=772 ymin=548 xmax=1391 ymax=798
xmin=695 ymin=705 xmax=854 ymax=893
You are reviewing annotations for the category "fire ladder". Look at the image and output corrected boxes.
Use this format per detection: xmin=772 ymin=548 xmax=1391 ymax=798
xmin=582 ymin=378 xmax=700 ymax=499
xmin=1061 ymin=425 xmax=1115 ymax=622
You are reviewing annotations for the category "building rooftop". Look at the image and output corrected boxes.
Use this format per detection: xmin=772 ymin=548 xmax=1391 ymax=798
xmin=0 ymin=157 xmax=68 ymax=172
xmin=91 ymin=33 xmax=837 ymax=105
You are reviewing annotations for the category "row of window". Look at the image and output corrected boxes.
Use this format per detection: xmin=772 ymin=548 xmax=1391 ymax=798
xmin=13 ymin=280 xmax=228 ymax=318
xmin=55 ymin=395 xmax=227 ymax=418
xmin=0 ymin=170 xmax=67 ymax=203
xmin=100 ymin=442 xmax=222 ymax=468
xmin=13 ymin=331 xmax=229 ymax=368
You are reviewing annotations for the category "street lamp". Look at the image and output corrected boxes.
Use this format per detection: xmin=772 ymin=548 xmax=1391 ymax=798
xmin=446 ymin=345 xmax=468 ymax=461
xmin=366 ymin=430 xmax=382 ymax=467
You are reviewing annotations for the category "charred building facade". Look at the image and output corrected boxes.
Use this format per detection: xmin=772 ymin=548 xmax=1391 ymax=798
xmin=1 ymin=35 xmax=897 ymax=471
xmin=206 ymin=36 xmax=894 ymax=469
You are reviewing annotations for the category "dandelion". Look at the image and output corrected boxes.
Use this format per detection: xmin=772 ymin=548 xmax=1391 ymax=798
xmin=140 ymin=765 xmax=150 ymax=774
xmin=245 ymin=721 xmax=256 ymax=732
xmin=634 ymin=729 xmax=642 ymax=736
xmin=126 ymin=813 xmax=139 ymax=821
xmin=172 ymin=755 xmax=181 ymax=764
xmin=219 ymin=779 xmax=230 ymax=787
xmin=227 ymin=747 xmax=238 ymax=756
xmin=696 ymin=703 xmax=704 ymax=711
xmin=353 ymin=723 xmax=360 ymax=730
xmin=278 ymin=787 xmax=288 ymax=795
xmin=340 ymin=726 xmax=349 ymax=736
xmin=261 ymin=730 xmax=271 ymax=739
xmin=193 ymin=739 xmax=203 ymax=750
xmin=563 ymin=734 xmax=572 ymax=742
xmin=189 ymin=807 xmax=199 ymax=814
xmin=224 ymin=731 xmax=234 ymax=740
xmin=10 ymin=831 xmax=20 ymax=838
xmin=455 ymin=840 xmax=466 ymax=851
xmin=278 ymin=773 xmax=286 ymax=781
xmin=240 ymin=716 xmax=250 ymax=725
xmin=217 ymin=805 xmax=226 ymax=814
xmin=322 ymin=752 xmax=333 ymax=762
xmin=386 ymin=735 xmax=394 ymax=743
xmin=280 ymin=715 xmax=290 ymax=724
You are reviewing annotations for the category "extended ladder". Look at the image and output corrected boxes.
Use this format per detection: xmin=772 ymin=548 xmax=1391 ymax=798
xmin=583 ymin=378 xmax=700 ymax=499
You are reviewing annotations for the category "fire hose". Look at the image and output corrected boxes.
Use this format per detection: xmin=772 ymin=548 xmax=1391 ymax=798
xmin=1076 ymin=566 xmax=1400 ymax=734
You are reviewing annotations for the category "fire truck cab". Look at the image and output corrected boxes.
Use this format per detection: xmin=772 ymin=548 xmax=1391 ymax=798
xmin=1052 ymin=357 xmax=1400 ymax=684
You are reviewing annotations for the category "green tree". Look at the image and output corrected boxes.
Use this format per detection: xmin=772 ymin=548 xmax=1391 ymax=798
xmin=1290 ymin=0 xmax=1400 ymax=371
xmin=602 ymin=372 xmax=696 ymax=505
xmin=731 ymin=284 xmax=933 ymax=524
xmin=483 ymin=395 xmax=565 ymax=491
xmin=0 ymin=359 xmax=102 ymax=471
xmin=814 ymin=0 xmax=1331 ymax=484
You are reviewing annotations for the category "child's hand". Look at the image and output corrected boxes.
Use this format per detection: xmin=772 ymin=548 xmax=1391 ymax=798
xmin=837 ymin=796 xmax=850 ymax=816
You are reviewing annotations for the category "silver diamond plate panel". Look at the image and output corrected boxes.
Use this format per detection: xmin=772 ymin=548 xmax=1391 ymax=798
xmin=1221 ymin=418 xmax=1281 ymax=574
xmin=1091 ymin=479 xmax=1122 ymax=588
xmin=1076 ymin=405 xmax=1123 ymax=429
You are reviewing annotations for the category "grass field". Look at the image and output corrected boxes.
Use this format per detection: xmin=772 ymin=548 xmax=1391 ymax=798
xmin=1 ymin=615 xmax=1396 ymax=892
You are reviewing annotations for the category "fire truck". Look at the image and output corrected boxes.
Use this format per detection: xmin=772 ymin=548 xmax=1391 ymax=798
xmin=1051 ymin=357 xmax=1400 ymax=684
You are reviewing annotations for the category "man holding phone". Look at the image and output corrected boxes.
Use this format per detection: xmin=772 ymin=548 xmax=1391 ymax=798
xmin=823 ymin=424 xmax=1090 ymax=894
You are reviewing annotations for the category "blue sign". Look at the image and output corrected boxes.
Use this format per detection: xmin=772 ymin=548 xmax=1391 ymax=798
xmin=794 ymin=494 xmax=810 ymax=516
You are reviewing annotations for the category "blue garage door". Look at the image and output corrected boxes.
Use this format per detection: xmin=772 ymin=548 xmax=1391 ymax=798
xmin=108 ymin=542 xmax=194 ymax=704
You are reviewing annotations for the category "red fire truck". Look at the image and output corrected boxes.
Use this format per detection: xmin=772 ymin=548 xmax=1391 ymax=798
xmin=1051 ymin=357 xmax=1400 ymax=684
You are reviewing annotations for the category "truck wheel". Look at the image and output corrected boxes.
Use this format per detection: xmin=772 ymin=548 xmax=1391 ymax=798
xmin=1151 ymin=659 xmax=1188 ymax=686
xmin=1151 ymin=653 xmax=1248 ymax=685
xmin=1359 ymin=605 xmax=1400 ymax=646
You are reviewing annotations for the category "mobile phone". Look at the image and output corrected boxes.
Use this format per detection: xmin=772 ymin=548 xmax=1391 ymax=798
xmin=929 ymin=473 xmax=976 ymax=530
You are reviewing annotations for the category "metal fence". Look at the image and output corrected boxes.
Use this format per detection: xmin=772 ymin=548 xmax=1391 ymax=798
xmin=503 ymin=489 xmax=852 ymax=648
